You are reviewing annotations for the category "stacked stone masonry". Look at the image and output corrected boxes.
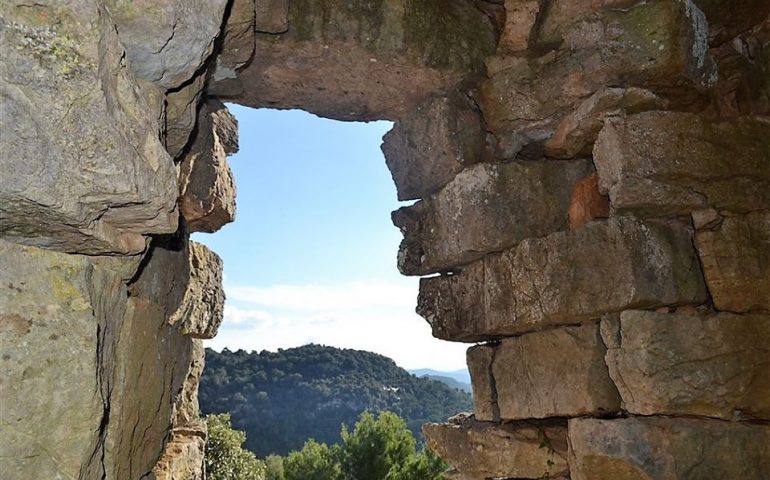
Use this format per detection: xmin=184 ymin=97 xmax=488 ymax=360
xmin=0 ymin=0 xmax=768 ymax=479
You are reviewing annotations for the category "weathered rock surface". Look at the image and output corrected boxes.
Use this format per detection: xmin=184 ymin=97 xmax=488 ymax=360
xmin=224 ymin=0 xmax=497 ymax=120
xmin=151 ymin=426 xmax=206 ymax=480
xmin=130 ymin=232 xmax=225 ymax=339
xmin=106 ymin=0 xmax=228 ymax=88
xmin=382 ymin=94 xmax=484 ymax=201
xmin=0 ymin=240 xmax=124 ymax=480
xmin=255 ymin=0 xmax=289 ymax=33
xmin=497 ymin=0 xmax=540 ymax=53
xmin=493 ymin=323 xmax=620 ymax=419
xmin=693 ymin=0 xmax=770 ymax=45
xmin=481 ymin=0 xmax=716 ymax=158
xmin=568 ymin=417 xmax=770 ymax=480
xmin=695 ymin=211 xmax=770 ymax=312
xmin=545 ymin=87 xmax=666 ymax=159
xmin=152 ymin=341 xmax=206 ymax=480
xmin=103 ymin=297 xmax=194 ymax=479
xmin=602 ymin=310 xmax=770 ymax=420
xmin=424 ymin=416 xmax=569 ymax=480
xmin=179 ymin=100 xmax=237 ymax=233
xmin=466 ymin=345 xmax=499 ymax=422
xmin=594 ymin=112 xmax=770 ymax=216
xmin=0 ymin=2 xmax=178 ymax=254
xmin=218 ymin=0 xmax=257 ymax=71
xmin=418 ymin=217 xmax=707 ymax=341
xmin=394 ymin=160 xmax=594 ymax=275
xmin=166 ymin=73 xmax=207 ymax=159
xmin=169 ymin=242 xmax=226 ymax=339
xmin=567 ymin=173 xmax=610 ymax=230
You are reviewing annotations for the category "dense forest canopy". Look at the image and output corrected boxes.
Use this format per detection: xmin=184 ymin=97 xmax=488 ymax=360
xmin=200 ymin=345 xmax=472 ymax=456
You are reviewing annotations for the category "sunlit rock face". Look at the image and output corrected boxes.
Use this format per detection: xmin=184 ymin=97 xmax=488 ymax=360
xmin=2 ymin=0 xmax=769 ymax=478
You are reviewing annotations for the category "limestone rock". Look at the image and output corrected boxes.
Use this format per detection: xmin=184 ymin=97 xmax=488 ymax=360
xmin=567 ymin=174 xmax=610 ymax=230
xmin=594 ymin=112 xmax=770 ymax=216
xmin=152 ymin=426 xmax=206 ymax=480
xmin=603 ymin=310 xmax=770 ymax=420
xmin=466 ymin=345 xmax=499 ymax=422
xmin=424 ymin=416 xmax=569 ymax=480
xmin=225 ymin=0 xmax=496 ymax=120
xmin=382 ymin=94 xmax=484 ymax=201
xmin=493 ymin=323 xmax=620 ymax=419
xmin=168 ymin=242 xmax=226 ymax=339
xmin=0 ymin=240 xmax=125 ymax=480
xmin=103 ymin=297 xmax=195 ymax=479
xmin=417 ymin=217 xmax=707 ymax=341
xmin=394 ymin=160 xmax=594 ymax=275
xmin=172 ymin=340 xmax=206 ymax=427
xmin=166 ymin=73 xmax=207 ymax=159
xmin=695 ymin=211 xmax=770 ymax=312
xmin=568 ymin=417 xmax=770 ymax=480
xmin=178 ymin=101 xmax=237 ymax=233
xmin=106 ymin=0 xmax=229 ymax=88
xmin=545 ymin=87 xmax=666 ymax=159
xmin=0 ymin=2 xmax=179 ymax=254
xmin=481 ymin=0 xmax=716 ymax=158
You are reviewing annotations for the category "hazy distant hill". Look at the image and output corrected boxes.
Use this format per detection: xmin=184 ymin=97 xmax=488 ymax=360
xmin=409 ymin=368 xmax=471 ymax=385
xmin=199 ymin=345 xmax=473 ymax=456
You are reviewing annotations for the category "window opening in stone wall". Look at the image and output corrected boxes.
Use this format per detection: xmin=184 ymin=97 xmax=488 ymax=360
xmin=193 ymin=106 xmax=472 ymax=465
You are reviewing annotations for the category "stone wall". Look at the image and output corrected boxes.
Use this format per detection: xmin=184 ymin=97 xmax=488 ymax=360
xmin=0 ymin=1 xmax=768 ymax=479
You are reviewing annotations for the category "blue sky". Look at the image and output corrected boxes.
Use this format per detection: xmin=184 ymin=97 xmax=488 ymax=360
xmin=194 ymin=105 xmax=468 ymax=371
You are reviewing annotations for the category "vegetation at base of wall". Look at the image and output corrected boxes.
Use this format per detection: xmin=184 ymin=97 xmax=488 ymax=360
xmin=206 ymin=411 xmax=449 ymax=480
xmin=199 ymin=344 xmax=472 ymax=456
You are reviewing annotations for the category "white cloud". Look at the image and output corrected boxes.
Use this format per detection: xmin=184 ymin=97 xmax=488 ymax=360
xmin=205 ymin=280 xmax=469 ymax=371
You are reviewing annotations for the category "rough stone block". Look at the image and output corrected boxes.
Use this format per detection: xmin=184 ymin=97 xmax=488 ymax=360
xmin=169 ymin=242 xmax=226 ymax=339
xmin=693 ymin=0 xmax=770 ymax=45
xmin=166 ymin=73 xmax=207 ymax=159
xmin=107 ymin=0 xmax=229 ymax=88
xmin=594 ymin=112 xmax=770 ymax=216
xmin=226 ymin=0 xmax=496 ymax=120
xmin=695 ymin=211 xmax=770 ymax=312
xmin=0 ymin=3 xmax=179 ymax=254
xmin=418 ymin=217 xmax=707 ymax=341
xmin=178 ymin=101 xmax=237 ymax=233
xmin=382 ymin=94 xmax=484 ymax=201
xmin=545 ymin=87 xmax=665 ymax=159
xmin=466 ymin=345 xmax=499 ymax=422
xmin=394 ymin=160 xmax=594 ymax=275
xmin=498 ymin=0 xmax=540 ymax=53
xmin=152 ymin=426 xmax=206 ymax=480
xmin=603 ymin=310 xmax=770 ymax=420
xmin=424 ymin=416 xmax=569 ymax=480
xmin=493 ymin=323 xmax=620 ymax=419
xmin=0 ymin=240 xmax=125 ymax=480
xmin=256 ymin=0 xmax=289 ymax=33
xmin=481 ymin=0 xmax=716 ymax=158
xmin=219 ymin=0 xmax=257 ymax=70
xmin=130 ymin=233 xmax=225 ymax=339
xmin=103 ymin=297 xmax=195 ymax=479
xmin=567 ymin=173 xmax=610 ymax=229
xmin=568 ymin=417 xmax=770 ymax=480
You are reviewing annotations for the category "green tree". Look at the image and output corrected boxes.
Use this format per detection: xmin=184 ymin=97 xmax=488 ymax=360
xmin=205 ymin=413 xmax=267 ymax=480
xmin=389 ymin=447 xmax=447 ymax=480
xmin=265 ymin=454 xmax=286 ymax=480
xmin=284 ymin=439 xmax=344 ymax=480
xmin=340 ymin=411 xmax=417 ymax=480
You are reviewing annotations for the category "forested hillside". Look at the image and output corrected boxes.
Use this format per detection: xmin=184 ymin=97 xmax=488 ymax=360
xmin=199 ymin=345 xmax=472 ymax=456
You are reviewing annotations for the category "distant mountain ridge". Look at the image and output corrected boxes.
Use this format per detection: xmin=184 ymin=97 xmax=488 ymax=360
xmin=199 ymin=345 xmax=473 ymax=456
xmin=408 ymin=368 xmax=472 ymax=393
